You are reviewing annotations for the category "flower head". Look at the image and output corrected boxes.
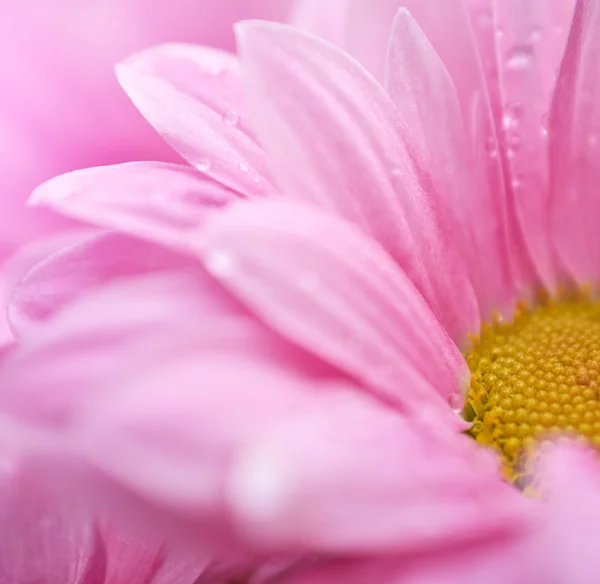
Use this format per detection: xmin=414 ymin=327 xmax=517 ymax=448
xmin=2 ymin=0 xmax=600 ymax=582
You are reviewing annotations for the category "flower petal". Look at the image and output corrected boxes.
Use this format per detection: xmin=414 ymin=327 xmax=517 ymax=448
xmin=75 ymin=353 xmax=345 ymax=522
xmin=0 ymin=464 xmax=106 ymax=584
xmin=491 ymin=0 xmax=576 ymax=287
xmin=196 ymin=198 xmax=468 ymax=420
xmin=385 ymin=9 xmax=510 ymax=319
xmin=0 ymin=269 xmax=246 ymax=432
xmin=228 ymin=390 xmax=529 ymax=554
xmin=549 ymin=0 xmax=600 ymax=284
xmin=0 ymin=227 xmax=97 ymax=345
xmin=9 ymin=232 xmax=192 ymax=339
xmin=116 ymin=44 xmax=275 ymax=197
xmin=29 ymin=162 xmax=238 ymax=253
xmin=290 ymin=0 xmax=349 ymax=46
xmin=236 ymin=20 xmax=479 ymax=340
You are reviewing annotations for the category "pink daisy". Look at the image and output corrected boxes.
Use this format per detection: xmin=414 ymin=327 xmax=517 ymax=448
xmin=2 ymin=0 xmax=600 ymax=581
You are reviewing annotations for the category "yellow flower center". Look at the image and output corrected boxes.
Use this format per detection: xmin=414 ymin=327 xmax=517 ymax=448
xmin=465 ymin=289 xmax=600 ymax=486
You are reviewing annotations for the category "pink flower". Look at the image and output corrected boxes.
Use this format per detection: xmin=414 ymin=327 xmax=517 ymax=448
xmin=2 ymin=0 xmax=600 ymax=582
xmin=0 ymin=0 xmax=292 ymax=343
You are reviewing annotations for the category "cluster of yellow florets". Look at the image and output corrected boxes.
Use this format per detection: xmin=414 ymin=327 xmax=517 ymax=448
xmin=465 ymin=289 xmax=600 ymax=484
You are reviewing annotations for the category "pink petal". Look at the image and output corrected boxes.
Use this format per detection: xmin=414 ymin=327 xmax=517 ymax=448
xmin=227 ymin=390 xmax=530 ymax=554
xmin=0 ymin=464 xmax=106 ymax=584
xmin=0 ymin=228 xmax=97 ymax=345
xmin=290 ymin=0 xmax=349 ymax=46
xmin=536 ymin=443 xmax=600 ymax=584
xmin=9 ymin=232 xmax=191 ymax=339
xmin=344 ymin=0 xmax=398 ymax=82
xmin=102 ymin=526 xmax=163 ymax=584
xmin=283 ymin=534 xmax=541 ymax=584
xmin=235 ymin=20 xmax=479 ymax=341
xmin=0 ymin=269 xmax=246 ymax=432
xmin=197 ymin=198 xmax=468 ymax=420
xmin=399 ymin=0 xmax=531 ymax=307
xmin=385 ymin=10 xmax=507 ymax=320
xmin=75 ymin=354 xmax=345 ymax=524
xmin=116 ymin=44 xmax=275 ymax=197
xmin=102 ymin=525 xmax=207 ymax=584
xmin=549 ymin=0 xmax=600 ymax=283
xmin=491 ymin=0 xmax=576 ymax=287
xmin=29 ymin=161 xmax=238 ymax=253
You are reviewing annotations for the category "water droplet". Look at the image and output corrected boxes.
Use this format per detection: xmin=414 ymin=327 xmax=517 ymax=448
xmin=205 ymin=249 xmax=236 ymax=278
xmin=529 ymin=27 xmax=542 ymax=44
xmin=390 ymin=168 xmax=403 ymax=179
xmin=495 ymin=26 xmax=505 ymax=39
xmin=506 ymin=134 xmax=522 ymax=158
xmin=505 ymin=45 xmax=534 ymax=71
xmin=252 ymin=174 xmax=263 ymax=187
xmin=198 ymin=158 xmax=212 ymax=172
xmin=541 ymin=113 xmax=550 ymax=138
xmin=223 ymin=109 xmax=240 ymax=126
xmin=239 ymin=162 xmax=250 ymax=172
xmin=502 ymin=101 xmax=524 ymax=129
xmin=298 ymin=271 xmax=319 ymax=292
xmin=511 ymin=176 xmax=523 ymax=190
xmin=485 ymin=135 xmax=499 ymax=158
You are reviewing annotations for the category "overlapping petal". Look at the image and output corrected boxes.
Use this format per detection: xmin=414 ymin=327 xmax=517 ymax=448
xmin=116 ymin=45 xmax=276 ymax=197
xmin=197 ymin=198 xmax=467 ymax=418
xmin=228 ymin=391 xmax=529 ymax=554
xmin=236 ymin=20 xmax=479 ymax=340
xmin=29 ymin=162 xmax=238 ymax=253
xmin=549 ymin=0 xmax=600 ymax=284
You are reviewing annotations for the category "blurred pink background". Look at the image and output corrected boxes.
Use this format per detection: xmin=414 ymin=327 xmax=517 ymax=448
xmin=0 ymin=0 xmax=293 ymax=260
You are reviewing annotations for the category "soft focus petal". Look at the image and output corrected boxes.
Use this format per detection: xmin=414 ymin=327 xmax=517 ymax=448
xmin=0 ymin=0 xmax=292 ymax=259
xmin=75 ymin=354 xmax=343 ymax=525
xmin=291 ymin=0 xmax=349 ymax=46
xmin=236 ymin=20 xmax=479 ymax=341
xmin=197 ymin=198 xmax=467 ymax=418
xmin=537 ymin=443 xmax=600 ymax=584
xmin=9 ymin=232 xmax=191 ymax=339
xmin=549 ymin=0 xmax=600 ymax=284
xmin=491 ymin=0 xmax=575 ymax=287
xmin=0 ymin=463 xmax=106 ymax=584
xmin=228 ymin=391 xmax=529 ymax=554
xmin=0 ymin=269 xmax=245 ymax=432
xmin=30 ymin=162 xmax=238 ymax=252
xmin=116 ymin=45 xmax=275 ymax=197
xmin=102 ymin=525 xmax=207 ymax=584
xmin=0 ymin=227 xmax=97 ymax=345
xmin=385 ymin=10 xmax=494 ymax=320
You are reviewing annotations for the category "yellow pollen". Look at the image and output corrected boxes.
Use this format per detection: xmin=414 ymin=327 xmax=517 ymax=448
xmin=464 ymin=288 xmax=600 ymax=486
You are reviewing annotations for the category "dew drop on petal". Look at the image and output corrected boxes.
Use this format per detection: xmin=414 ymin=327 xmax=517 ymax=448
xmin=485 ymin=136 xmax=499 ymax=158
xmin=503 ymin=102 xmax=524 ymax=130
xmin=529 ymin=27 xmax=542 ymax=44
xmin=540 ymin=113 xmax=549 ymax=138
xmin=205 ymin=248 xmax=237 ymax=278
xmin=223 ymin=109 xmax=240 ymax=126
xmin=511 ymin=176 xmax=523 ymax=190
xmin=239 ymin=162 xmax=250 ymax=173
xmin=505 ymin=45 xmax=534 ymax=71
xmin=198 ymin=158 xmax=212 ymax=172
xmin=495 ymin=26 xmax=505 ymax=39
